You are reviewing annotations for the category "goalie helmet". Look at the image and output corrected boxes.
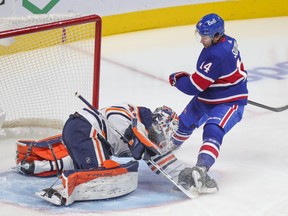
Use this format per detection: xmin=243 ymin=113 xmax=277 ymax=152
xmin=148 ymin=106 xmax=179 ymax=146
xmin=196 ymin=13 xmax=224 ymax=38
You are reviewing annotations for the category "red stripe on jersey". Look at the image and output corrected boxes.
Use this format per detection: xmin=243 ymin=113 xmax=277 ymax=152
xmin=213 ymin=70 xmax=244 ymax=86
xmin=192 ymin=72 xmax=213 ymax=91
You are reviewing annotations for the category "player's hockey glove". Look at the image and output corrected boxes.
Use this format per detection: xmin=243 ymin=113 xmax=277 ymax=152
xmin=131 ymin=135 xmax=157 ymax=160
xmin=169 ymin=71 xmax=190 ymax=86
xmin=123 ymin=125 xmax=134 ymax=144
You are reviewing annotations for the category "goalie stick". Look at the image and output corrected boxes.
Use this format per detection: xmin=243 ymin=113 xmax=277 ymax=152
xmin=248 ymin=100 xmax=288 ymax=112
xmin=75 ymin=92 xmax=196 ymax=199
xmin=147 ymin=158 xmax=198 ymax=199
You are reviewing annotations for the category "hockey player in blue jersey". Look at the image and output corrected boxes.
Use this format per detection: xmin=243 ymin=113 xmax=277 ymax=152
xmin=169 ymin=13 xmax=248 ymax=193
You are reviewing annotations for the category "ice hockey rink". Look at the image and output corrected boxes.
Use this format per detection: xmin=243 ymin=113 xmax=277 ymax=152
xmin=0 ymin=16 xmax=288 ymax=216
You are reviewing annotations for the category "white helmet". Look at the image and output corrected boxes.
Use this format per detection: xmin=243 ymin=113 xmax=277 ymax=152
xmin=148 ymin=106 xmax=179 ymax=147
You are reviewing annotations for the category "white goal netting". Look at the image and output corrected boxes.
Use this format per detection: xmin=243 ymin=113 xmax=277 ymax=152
xmin=0 ymin=14 xmax=101 ymax=132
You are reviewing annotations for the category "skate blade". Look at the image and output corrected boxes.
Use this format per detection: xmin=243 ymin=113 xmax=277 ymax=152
xmin=35 ymin=191 xmax=64 ymax=206
xmin=173 ymin=184 xmax=199 ymax=198
xmin=198 ymin=186 xmax=218 ymax=194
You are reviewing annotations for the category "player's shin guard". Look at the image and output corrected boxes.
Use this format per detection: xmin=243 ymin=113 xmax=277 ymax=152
xmin=196 ymin=138 xmax=220 ymax=170
xmin=198 ymin=123 xmax=223 ymax=170
xmin=35 ymin=160 xmax=139 ymax=206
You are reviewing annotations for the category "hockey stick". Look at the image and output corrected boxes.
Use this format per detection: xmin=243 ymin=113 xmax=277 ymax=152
xmin=75 ymin=92 xmax=195 ymax=198
xmin=147 ymin=159 xmax=198 ymax=199
xmin=248 ymin=100 xmax=288 ymax=112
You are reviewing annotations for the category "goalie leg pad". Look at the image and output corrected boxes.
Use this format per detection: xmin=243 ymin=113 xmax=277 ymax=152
xmin=148 ymin=151 xmax=186 ymax=179
xmin=16 ymin=134 xmax=69 ymax=177
xmin=36 ymin=160 xmax=139 ymax=206
xmin=16 ymin=134 xmax=68 ymax=162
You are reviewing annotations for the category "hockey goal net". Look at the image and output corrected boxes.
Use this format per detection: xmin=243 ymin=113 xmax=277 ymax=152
xmin=0 ymin=14 xmax=101 ymax=130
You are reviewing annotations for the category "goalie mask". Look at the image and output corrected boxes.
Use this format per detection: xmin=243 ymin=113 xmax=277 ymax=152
xmin=148 ymin=106 xmax=179 ymax=146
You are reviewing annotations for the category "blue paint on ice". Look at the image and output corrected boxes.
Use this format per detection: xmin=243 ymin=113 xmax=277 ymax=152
xmin=0 ymin=159 xmax=187 ymax=213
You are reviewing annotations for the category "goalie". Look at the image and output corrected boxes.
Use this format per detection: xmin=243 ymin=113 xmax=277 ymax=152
xmin=16 ymin=103 xmax=183 ymax=205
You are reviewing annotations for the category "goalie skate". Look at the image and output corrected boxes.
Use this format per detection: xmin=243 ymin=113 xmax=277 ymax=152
xmin=36 ymin=186 xmax=66 ymax=206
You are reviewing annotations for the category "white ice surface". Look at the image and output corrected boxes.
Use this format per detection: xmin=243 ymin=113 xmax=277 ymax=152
xmin=0 ymin=16 xmax=288 ymax=216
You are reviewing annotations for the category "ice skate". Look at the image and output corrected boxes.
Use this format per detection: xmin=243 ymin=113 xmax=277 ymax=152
xmin=191 ymin=166 xmax=218 ymax=194
xmin=17 ymin=161 xmax=35 ymax=175
xmin=36 ymin=188 xmax=66 ymax=206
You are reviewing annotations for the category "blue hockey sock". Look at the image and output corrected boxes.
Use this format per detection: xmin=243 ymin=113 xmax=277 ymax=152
xmin=196 ymin=124 xmax=224 ymax=170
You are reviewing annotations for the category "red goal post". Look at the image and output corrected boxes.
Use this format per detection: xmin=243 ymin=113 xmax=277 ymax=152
xmin=0 ymin=14 xmax=101 ymax=129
